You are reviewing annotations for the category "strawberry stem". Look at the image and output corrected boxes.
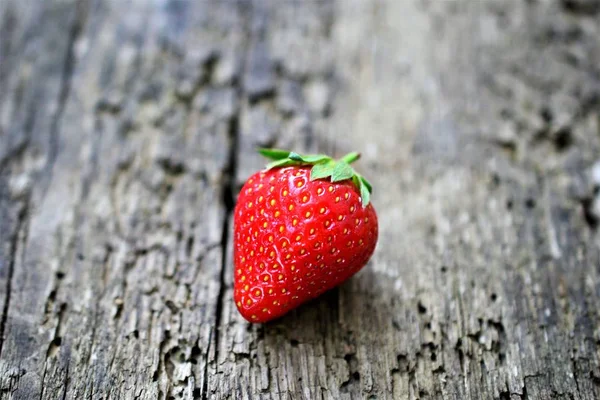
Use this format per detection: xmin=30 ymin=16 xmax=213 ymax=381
xmin=340 ymin=152 xmax=361 ymax=165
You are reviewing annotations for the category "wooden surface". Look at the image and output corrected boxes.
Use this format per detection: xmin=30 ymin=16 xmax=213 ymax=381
xmin=1 ymin=0 xmax=600 ymax=399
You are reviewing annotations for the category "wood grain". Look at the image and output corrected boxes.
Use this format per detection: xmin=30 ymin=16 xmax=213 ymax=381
xmin=1 ymin=0 xmax=599 ymax=399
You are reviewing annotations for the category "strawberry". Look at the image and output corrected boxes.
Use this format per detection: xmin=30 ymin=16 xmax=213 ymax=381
xmin=233 ymin=149 xmax=378 ymax=323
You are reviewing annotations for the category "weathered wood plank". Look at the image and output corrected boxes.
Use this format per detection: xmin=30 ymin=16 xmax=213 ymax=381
xmin=1 ymin=0 xmax=599 ymax=399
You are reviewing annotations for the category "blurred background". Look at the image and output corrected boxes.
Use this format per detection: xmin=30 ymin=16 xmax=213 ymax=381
xmin=1 ymin=0 xmax=600 ymax=399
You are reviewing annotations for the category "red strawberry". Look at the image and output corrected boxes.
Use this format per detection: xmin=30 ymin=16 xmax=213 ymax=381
xmin=233 ymin=149 xmax=378 ymax=323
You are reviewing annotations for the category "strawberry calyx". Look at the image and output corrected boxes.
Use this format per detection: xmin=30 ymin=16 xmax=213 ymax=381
xmin=258 ymin=148 xmax=373 ymax=207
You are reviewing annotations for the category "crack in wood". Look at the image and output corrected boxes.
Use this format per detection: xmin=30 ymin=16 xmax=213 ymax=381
xmin=60 ymin=363 xmax=70 ymax=400
xmin=210 ymin=88 xmax=241 ymax=388
xmin=0 ymin=198 xmax=27 ymax=359
xmin=207 ymin=4 xmax=252 ymax=398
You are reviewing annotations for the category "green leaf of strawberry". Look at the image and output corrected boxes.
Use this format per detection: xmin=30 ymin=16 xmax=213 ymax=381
xmin=309 ymin=161 xmax=335 ymax=180
xmin=331 ymin=161 xmax=354 ymax=182
xmin=265 ymin=158 xmax=297 ymax=169
xmin=258 ymin=148 xmax=292 ymax=160
xmin=233 ymin=148 xmax=379 ymax=323
xmin=288 ymin=152 xmax=331 ymax=164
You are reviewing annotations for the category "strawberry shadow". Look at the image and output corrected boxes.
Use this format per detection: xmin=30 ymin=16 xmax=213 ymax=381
xmin=260 ymin=287 xmax=344 ymax=345
xmin=259 ymin=268 xmax=390 ymax=345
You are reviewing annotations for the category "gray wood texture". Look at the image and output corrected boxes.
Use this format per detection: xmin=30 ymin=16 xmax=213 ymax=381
xmin=1 ymin=0 xmax=600 ymax=398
